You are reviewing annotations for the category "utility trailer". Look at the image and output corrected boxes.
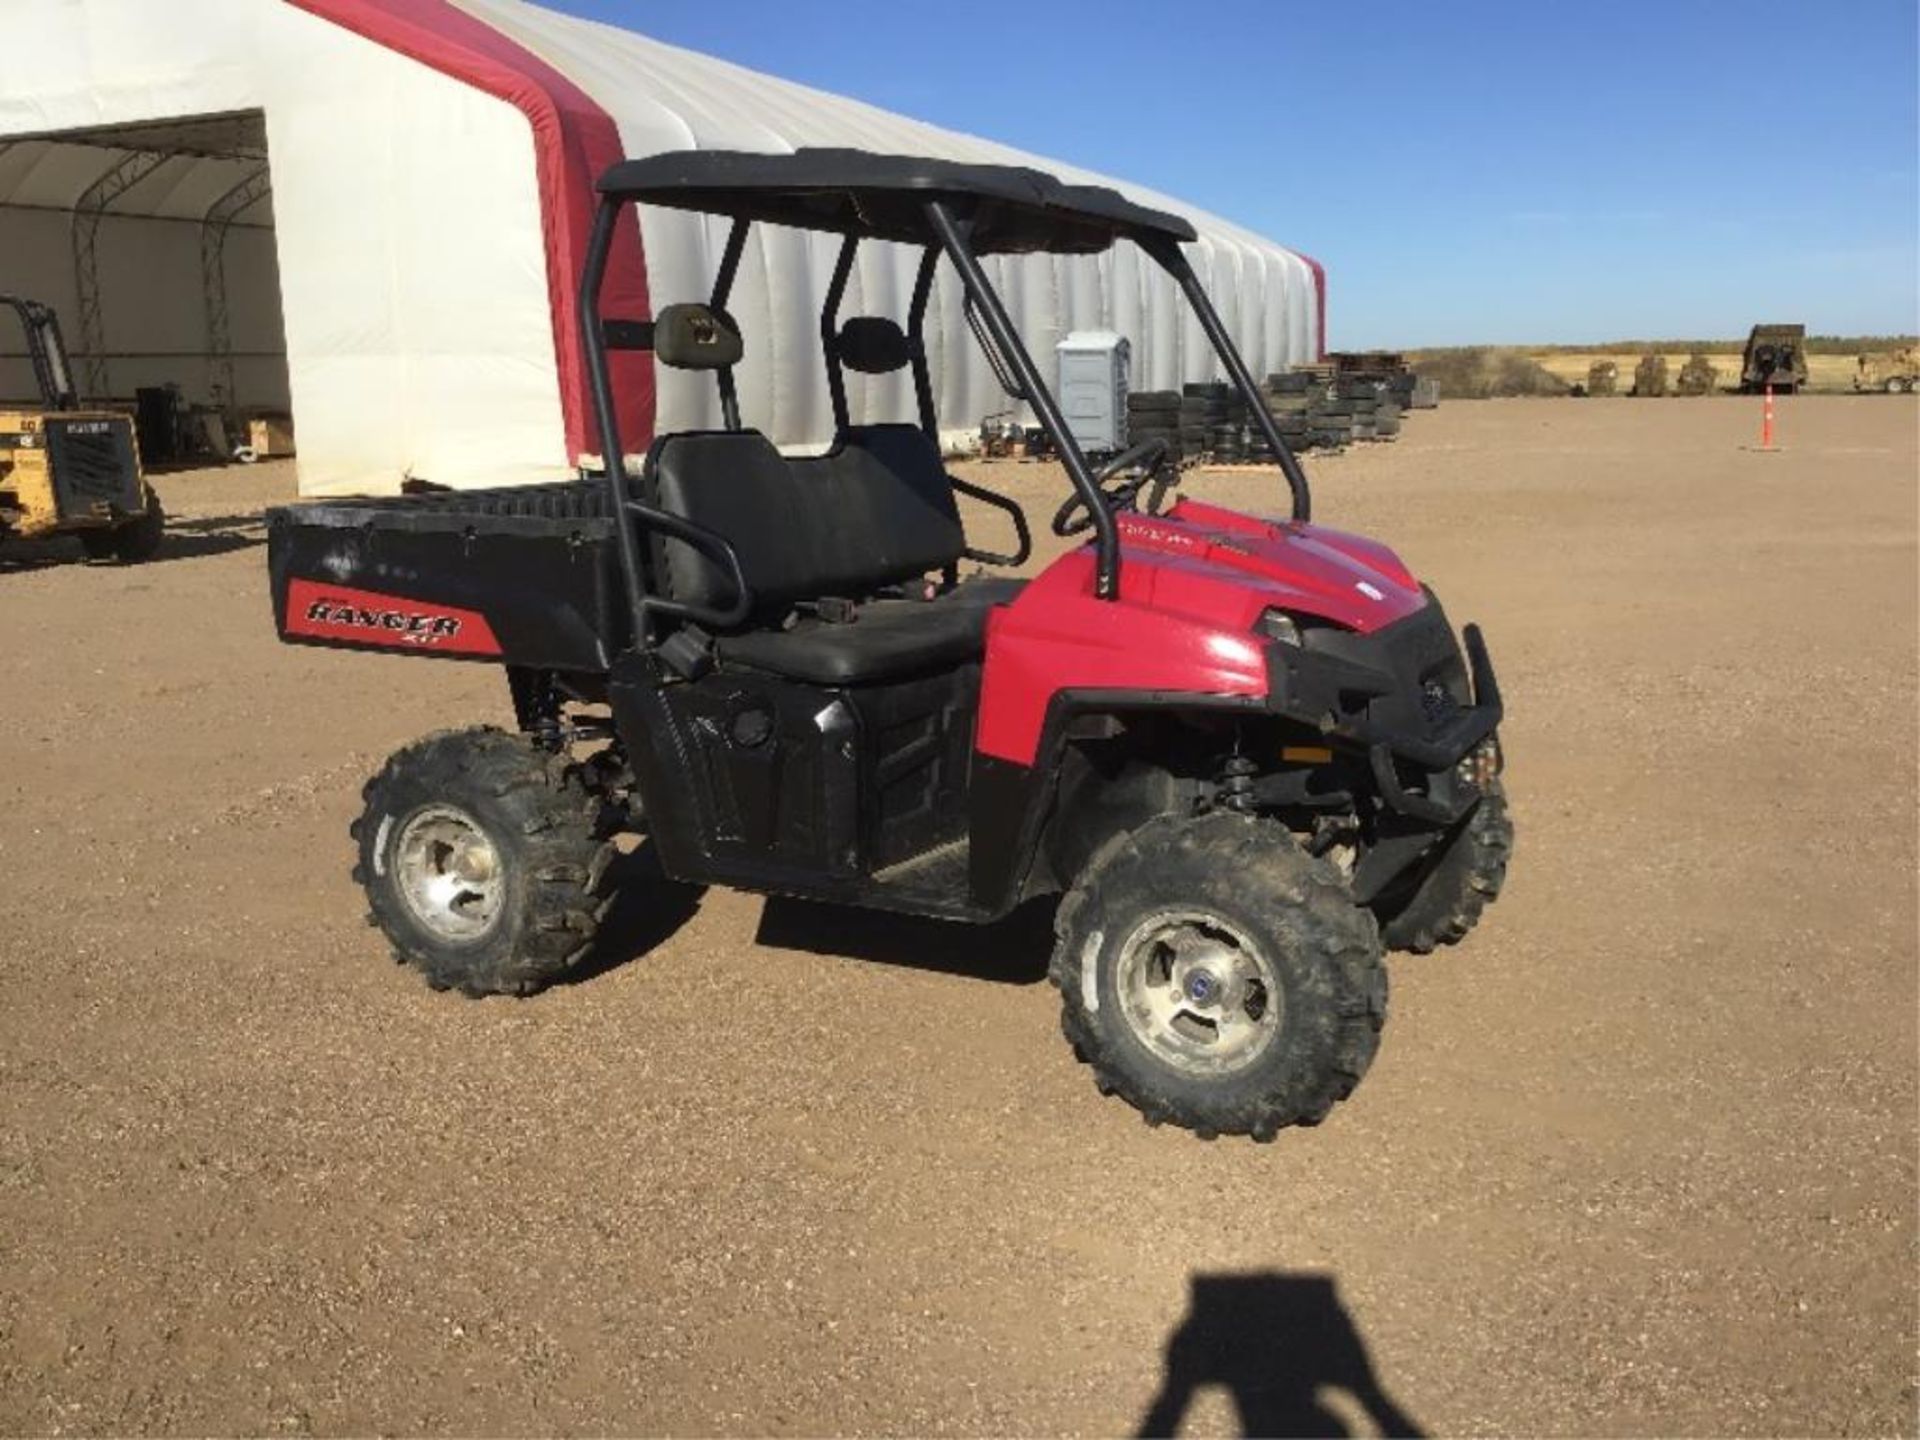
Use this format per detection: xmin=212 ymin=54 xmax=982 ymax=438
xmin=268 ymin=149 xmax=1513 ymax=1141
xmin=1854 ymin=348 xmax=1917 ymax=394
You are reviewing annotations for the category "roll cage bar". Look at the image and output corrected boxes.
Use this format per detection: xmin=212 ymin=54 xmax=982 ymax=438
xmin=577 ymin=149 xmax=1313 ymax=644
xmin=1 ymin=294 xmax=79 ymax=411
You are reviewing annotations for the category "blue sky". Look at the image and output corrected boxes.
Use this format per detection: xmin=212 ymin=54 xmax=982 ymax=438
xmin=548 ymin=0 xmax=1918 ymax=348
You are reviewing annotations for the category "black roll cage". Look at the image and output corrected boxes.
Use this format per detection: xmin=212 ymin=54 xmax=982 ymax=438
xmin=1 ymin=293 xmax=79 ymax=411
xmin=577 ymin=165 xmax=1314 ymax=650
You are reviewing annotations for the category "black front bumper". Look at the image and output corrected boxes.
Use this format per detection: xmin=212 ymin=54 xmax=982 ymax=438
xmin=1265 ymin=597 xmax=1503 ymax=823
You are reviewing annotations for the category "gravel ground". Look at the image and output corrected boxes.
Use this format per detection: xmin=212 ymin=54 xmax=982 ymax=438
xmin=0 ymin=396 xmax=1913 ymax=1436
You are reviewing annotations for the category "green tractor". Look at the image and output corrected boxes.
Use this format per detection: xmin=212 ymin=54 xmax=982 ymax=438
xmin=1740 ymin=324 xmax=1807 ymax=394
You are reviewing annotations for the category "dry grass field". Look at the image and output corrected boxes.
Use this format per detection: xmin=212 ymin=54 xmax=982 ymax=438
xmin=1528 ymin=349 xmax=1865 ymax=392
xmin=0 ymin=396 xmax=1914 ymax=1435
xmin=1404 ymin=343 xmax=1913 ymax=396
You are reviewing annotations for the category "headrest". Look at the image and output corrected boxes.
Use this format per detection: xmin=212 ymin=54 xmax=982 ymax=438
xmin=837 ymin=316 xmax=912 ymax=375
xmin=653 ymin=303 xmax=743 ymax=370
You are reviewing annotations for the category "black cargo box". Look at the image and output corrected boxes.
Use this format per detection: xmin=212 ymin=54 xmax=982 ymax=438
xmin=265 ymin=479 xmax=629 ymax=674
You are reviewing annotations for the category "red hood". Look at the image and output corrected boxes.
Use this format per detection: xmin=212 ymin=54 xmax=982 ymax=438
xmin=977 ymin=500 xmax=1432 ymax=764
xmin=1110 ymin=498 xmax=1426 ymax=634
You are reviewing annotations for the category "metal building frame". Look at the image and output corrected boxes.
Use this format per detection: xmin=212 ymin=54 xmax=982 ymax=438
xmin=69 ymin=150 xmax=176 ymax=399
xmin=200 ymin=165 xmax=272 ymax=418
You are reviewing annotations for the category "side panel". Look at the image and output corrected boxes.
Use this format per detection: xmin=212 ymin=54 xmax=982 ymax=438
xmin=0 ymin=444 xmax=61 ymax=538
xmin=608 ymin=659 xmax=977 ymax=898
xmin=266 ymin=509 xmax=623 ymax=672
xmin=860 ymin=663 xmax=980 ymax=870
xmin=657 ymin=673 xmax=857 ymax=878
xmin=974 ymin=552 xmax=1269 ymax=767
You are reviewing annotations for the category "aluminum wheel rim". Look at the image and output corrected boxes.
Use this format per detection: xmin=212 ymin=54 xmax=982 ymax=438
xmin=1115 ymin=909 xmax=1282 ymax=1077
xmin=391 ymin=804 xmax=504 ymax=944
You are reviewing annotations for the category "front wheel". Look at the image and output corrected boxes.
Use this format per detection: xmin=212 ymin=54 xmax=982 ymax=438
xmin=351 ymin=727 xmax=618 ymax=996
xmin=79 ymin=486 xmax=165 ymax=563
xmin=1051 ymin=811 xmax=1387 ymax=1141
xmin=1376 ymin=780 xmax=1513 ymax=954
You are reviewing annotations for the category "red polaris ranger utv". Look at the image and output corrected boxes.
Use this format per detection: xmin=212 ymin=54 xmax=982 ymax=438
xmin=267 ymin=151 xmax=1512 ymax=1140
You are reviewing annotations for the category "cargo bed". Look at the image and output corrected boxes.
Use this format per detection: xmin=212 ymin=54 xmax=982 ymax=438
xmin=266 ymin=478 xmax=630 ymax=673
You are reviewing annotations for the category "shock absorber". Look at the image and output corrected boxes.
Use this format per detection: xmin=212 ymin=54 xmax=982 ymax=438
xmin=1217 ymin=754 xmax=1258 ymax=813
xmin=507 ymin=666 xmax=565 ymax=751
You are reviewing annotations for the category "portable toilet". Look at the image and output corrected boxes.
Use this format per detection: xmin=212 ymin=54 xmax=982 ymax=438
xmin=1056 ymin=331 xmax=1130 ymax=455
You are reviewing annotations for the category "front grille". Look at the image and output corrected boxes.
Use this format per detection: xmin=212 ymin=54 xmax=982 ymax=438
xmin=1302 ymin=600 xmax=1472 ymax=744
xmin=45 ymin=417 xmax=141 ymax=514
xmin=1420 ymin=678 xmax=1460 ymax=725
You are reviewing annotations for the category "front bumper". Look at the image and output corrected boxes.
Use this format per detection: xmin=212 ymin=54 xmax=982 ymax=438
xmin=1264 ymin=598 xmax=1503 ymax=824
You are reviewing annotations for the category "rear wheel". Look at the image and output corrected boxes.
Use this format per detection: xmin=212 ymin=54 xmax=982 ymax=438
xmin=1052 ymin=810 xmax=1386 ymax=1141
xmin=352 ymin=727 xmax=617 ymax=996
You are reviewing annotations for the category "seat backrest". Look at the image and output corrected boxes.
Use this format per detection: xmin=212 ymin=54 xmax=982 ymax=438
xmin=790 ymin=421 xmax=964 ymax=582
xmin=642 ymin=425 xmax=963 ymax=622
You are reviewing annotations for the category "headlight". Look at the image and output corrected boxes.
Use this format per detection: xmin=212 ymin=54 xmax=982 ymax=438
xmin=1255 ymin=608 xmax=1302 ymax=646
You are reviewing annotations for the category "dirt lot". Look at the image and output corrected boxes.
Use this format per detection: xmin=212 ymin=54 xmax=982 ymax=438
xmin=1 ymin=396 xmax=1914 ymax=1436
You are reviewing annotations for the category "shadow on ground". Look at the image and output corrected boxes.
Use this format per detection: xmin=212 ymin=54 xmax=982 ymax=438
xmin=557 ymin=845 xmax=705 ymax=987
xmin=1137 ymin=1272 xmax=1424 ymax=1439
xmin=0 ymin=512 xmax=265 ymax=572
xmin=754 ymin=893 xmax=1057 ymax=985
xmin=550 ymin=849 xmax=1056 ymax=990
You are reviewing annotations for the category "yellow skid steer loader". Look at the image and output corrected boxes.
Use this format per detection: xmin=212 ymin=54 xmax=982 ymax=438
xmin=1 ymin=294 xmax=162 ymax=562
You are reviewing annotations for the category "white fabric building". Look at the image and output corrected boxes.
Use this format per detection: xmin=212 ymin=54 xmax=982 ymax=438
xmin=0 ymin=0 xmax=1325 ymax=494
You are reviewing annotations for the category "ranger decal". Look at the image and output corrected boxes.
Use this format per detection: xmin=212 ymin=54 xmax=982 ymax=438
xmin=283 ymin=578 xmax=502 ymax=656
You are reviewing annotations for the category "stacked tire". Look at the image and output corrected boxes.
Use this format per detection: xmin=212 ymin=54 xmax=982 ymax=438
xmin=1312 ymin=414 xmax=1352 ymax=451
xmin=1131 ymin=366 xmax=1426 ymax=465
xmin=1180 ymin=382 xmax=1229 ymax=461
xmin=1338 ymin=378 xmax=1381 ymax=442
xmin=1183 ymin=380 xmax=1254 ymax=464
xmin=1264 ymin=372 xmax=1318 ymax=453
xmin=1125 ymin=390 xmax=1181 ymax=455
xmin=1311 ymin=379 xmax=1354 ymax=450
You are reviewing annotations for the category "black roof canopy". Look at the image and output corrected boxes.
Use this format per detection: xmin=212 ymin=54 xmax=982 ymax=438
xmin=596 ymin=148 xmax=1198 ymax=255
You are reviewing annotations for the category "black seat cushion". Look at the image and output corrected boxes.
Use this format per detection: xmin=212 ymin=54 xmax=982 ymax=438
xmin=642 ymin=426 xmax=964 ymax=619
xmin=717 ymin=574 xmax=1027 ymax=685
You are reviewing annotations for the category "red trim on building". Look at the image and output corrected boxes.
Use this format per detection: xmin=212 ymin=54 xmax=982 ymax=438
xmin=1297 ymin=252 xmax=1327 ymax=359
xmin=286 ymin=0 xmax=653 ymax=462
